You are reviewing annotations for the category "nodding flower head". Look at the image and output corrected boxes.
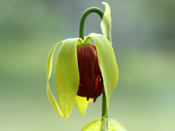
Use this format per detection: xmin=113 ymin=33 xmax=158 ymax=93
xmin=46 ymin=2 xmax=118 ymax=119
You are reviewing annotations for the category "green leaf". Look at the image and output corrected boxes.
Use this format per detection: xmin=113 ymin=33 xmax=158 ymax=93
xmin=82 ymin=118 xmax=126 ymax=131
xmin=86 ymin=34 xmax=119 ymax=117
xmin=46 ymin=41 xmax=63 ymax=116
xmin=100 ymin=2 xmax=112 ymax=42
xmin=55 ymin=38 xmax=80 ymax=119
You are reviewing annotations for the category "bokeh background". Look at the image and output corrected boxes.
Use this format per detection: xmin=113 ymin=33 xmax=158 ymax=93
xmin=0 ymin=0 xmax=175 ymax=130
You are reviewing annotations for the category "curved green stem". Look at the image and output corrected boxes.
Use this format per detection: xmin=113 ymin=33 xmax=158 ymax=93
xmin=79 ymin=7 xmax=104 ymax=40
xmin=102 ymin=92 xmax=108 ymax=131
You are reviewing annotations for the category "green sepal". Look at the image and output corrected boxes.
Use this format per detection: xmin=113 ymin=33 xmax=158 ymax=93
xmin=100 ymin=2 xmax=112 ymax=42
xmin=85 ymin=34 xmax=119 ymax=117
xmin=82 ymin=118 xmax=126 ymax=131
xmin=75 ymin=96 xmax=88 ymax=117
xmin=75 ymin=96 xmax=93 ymax=117
xmin=46 ymin=41 xmax=64 ymax=116
xmin=55 ymin=38 xmax=80 ymax=119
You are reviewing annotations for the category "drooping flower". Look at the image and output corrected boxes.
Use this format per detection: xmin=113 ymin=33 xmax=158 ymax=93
xmin=46 ymin=2 xmax=118 ymax=119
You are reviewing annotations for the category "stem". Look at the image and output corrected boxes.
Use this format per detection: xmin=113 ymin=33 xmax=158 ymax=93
xmin=102 ymin=92 xmax=108 ymax=131
xmin=79 ymin=7 xmax=104 ymax=40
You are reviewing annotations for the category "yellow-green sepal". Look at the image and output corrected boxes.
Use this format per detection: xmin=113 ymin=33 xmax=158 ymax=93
xmin=46 ymin=41 xmax=64 ymax=117
xmin=75 ymin=96 xmax=88 ymax=117
xmin=100 ymin=2 xmax=112 ymax=42
xmin=75 ymin=96 xmax=93 ymax=117
xmin=82 ymin=118 xmax=126 ymax=131
xmin=55 ymin=38 xmax=80 ymax=119
xmin=85 ymin=34 xmax=119 ymax=117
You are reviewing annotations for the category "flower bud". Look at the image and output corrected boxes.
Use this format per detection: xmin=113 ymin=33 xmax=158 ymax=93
xmin=77 ymin=44 xmax=104 ymax=102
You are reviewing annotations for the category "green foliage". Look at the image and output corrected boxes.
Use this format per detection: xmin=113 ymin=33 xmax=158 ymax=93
xmin=82 ymin=118 xmax=126 ymax=131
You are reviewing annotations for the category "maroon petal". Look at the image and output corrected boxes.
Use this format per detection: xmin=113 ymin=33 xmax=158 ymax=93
xmin=77 ymin=44 xmax=104 ymax=102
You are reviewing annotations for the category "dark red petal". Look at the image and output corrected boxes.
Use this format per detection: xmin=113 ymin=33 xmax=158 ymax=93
xmin=77 ymin=82 xmax=86 ymax=96
xmin=77 ymin=44 xmax=104 ymax=102
xmin=93 ymin=75 xmax=104 ymax=102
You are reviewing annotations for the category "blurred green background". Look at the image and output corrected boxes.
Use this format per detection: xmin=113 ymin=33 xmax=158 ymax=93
xmin=0 ymin=0 xmax=175 ymax=130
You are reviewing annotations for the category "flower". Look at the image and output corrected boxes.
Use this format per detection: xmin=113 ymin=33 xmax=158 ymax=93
xmin=46 ymin=2 xmax=118 ymax=119
xmin=77 ymin=44 xmax=104 ymax=102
